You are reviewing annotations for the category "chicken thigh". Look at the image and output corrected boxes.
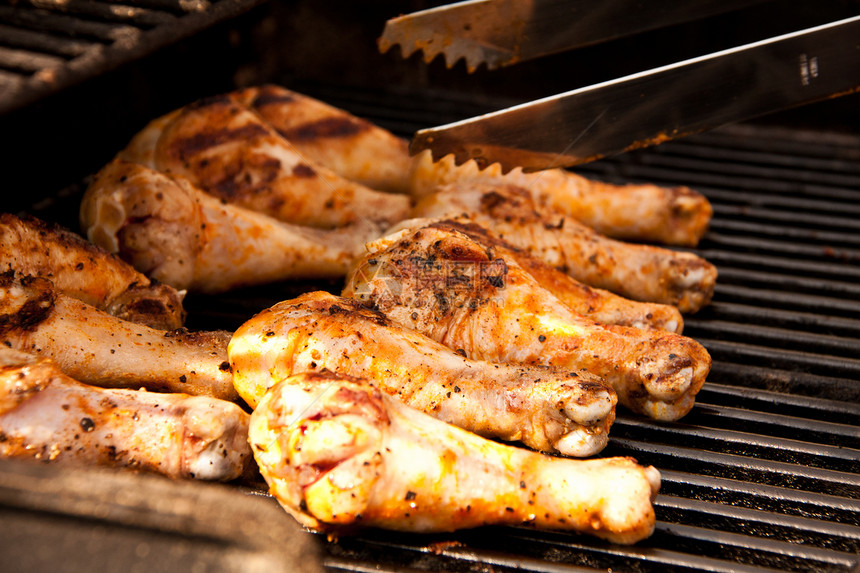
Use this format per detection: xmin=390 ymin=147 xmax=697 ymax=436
xmin=229 ymin=291 xmax=617 ymax=457
xmin=250 ymin=370 xmax=660 ymax=543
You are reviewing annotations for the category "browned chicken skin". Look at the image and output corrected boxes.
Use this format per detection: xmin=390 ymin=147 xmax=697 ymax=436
xmin=0 ymin=213 xmax=185 ymax=329
xmin=0 ymin=348 xmax=250 ymax=481
xmin=231 ymin=85 xmax=413 ymax=194
xmin=82 ymin=159 xmax=383 ymax=293
xmin=118 ymin=93 xmax=411 ymax=230
xmin=0 ymin=273 xmax=236 ymax=401
xmin=410 ymin=151 xmax=712 ymax=246
xmin=386 ymin=216 xmax=684 ymax=333
xmin=250 ymin=370 xmax=660 ymax=543
xmin=412 ymin=182 xmax=717 ymax=313
xmin=343 ymin=220 xmax=711 ymax=421
xmin=230 ymin=291 xmax=617 ymax=457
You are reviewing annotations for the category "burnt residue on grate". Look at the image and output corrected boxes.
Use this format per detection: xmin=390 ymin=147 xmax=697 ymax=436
xmin=0 ymin=0 xmax=266 ymax=115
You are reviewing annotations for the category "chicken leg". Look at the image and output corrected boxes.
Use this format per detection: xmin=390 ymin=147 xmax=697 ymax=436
xmin=0 ymin=273 xmax=236 ymax=401
xmin=412 ymin=182 xmax=717 ymax=313
xmin=343 ymin=220 xmax=711 ymax=421
xmin=410 ymin=151 xmax=712 ymax=246
xmin=0 ymin=348 xmax=250 ymax=481
xmin=229 ymin=291 xmax=617 ymax=457
xmin=0 ymin=212 xmax=185 ymax=330
xmin=118 ymin=93 xmax=411 ymax=229
xmin=250 ymin=370 xmax=660 ymax=543
xmin=81 ymin=159 xmax=383 ymax=293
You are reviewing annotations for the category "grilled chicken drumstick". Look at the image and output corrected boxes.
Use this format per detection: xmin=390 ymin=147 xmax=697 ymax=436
xmin=250 ymin=370 xmax=660 ymax=543
xmin=410 ymin=151 xmax=712 ymax=247
xmin=82 ymin=159 xmax=382 ymax=293
xmin=230 ymin=84 xmax=413 ymax=194
xmin=118 ymin=93 xmax=411 ymax=229
xmin=0 ymin=348 xmax=250 ymax=481
xmin=229 ymin=291 xmax=617 ymax=457
xmin=343 ymin=220 xmax=711 ymax=421
xmin=386 ymin=216 xmax=683 ymax=333
xmin=412 ymin=182 xmax=717 ymax=313
xmin=0 ymin=273 xmax=236 ymax=401
xmin=0 ymin=212 xmax=185 ymax=330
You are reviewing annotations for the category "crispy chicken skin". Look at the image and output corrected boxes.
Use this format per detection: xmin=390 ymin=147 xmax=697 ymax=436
xmin=385 ymin=216 xmax=683 ymax=333
xmin=0 ymin=348 xmax=250 ymax=481
xmin=0 ymin=273 xmax=237 ymax=401
xmin=118 ymin=93 xmax=411 ymax=229
xmin=0 ymin=212 xmax=185 ymax=330
xmin=412 ymin=182 xmax=717 ymax=313
xmin=410 ymin=151 xmax=712 ymax=247
xmin=343 ymin=221 xmax=711 ymax=421
xmin=229 ymin=291 xmax=616 ymax=457
xmin=82 ymin=159 xmax=382 ymax=293
xmin=231 ymin=85 xmax=413 ymax=194
xmin=250 ymin=371 xmax=660 ymax=543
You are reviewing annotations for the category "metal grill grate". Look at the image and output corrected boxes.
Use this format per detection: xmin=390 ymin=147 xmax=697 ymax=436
xmin=256 ymin=88 xmax=858 ymax=573
xmin=18 ymin=87 xmax=860 ymax=572
xmin=0 ymin=0 xmax=264 ymax=114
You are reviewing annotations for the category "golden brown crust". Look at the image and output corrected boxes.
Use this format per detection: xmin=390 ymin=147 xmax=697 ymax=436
xmin=0 ymin=213 xmax=185 ymax=330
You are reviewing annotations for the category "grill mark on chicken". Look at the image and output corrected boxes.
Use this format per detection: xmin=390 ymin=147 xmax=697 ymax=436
xmin=0 ymin=274 xmax=54 ymax=334
xmin=169 ymin=123 xmax=271 ymax=161
xmin=250 ymin=89 xmax=296 ymax=107
xmin=277 ymin=117 xmax=371 ymax=142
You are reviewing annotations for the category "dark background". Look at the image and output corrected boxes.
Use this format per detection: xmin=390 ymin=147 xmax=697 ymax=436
xmin=2 ymin=0 xmax=859 ymax=216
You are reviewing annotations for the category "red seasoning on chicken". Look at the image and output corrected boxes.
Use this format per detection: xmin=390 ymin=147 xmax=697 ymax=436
xmin=249 ymin=370 xmax=660 ymax=543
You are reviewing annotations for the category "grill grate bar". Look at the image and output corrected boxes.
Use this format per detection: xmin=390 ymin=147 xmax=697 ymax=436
xmin=694 ymin=301 xmax=860 ymax=338
xmin=697 ymin=337 xmax=860 ymax=380
xmin=0 ymin=23 xmax=93 ymax=58
xmin=16 ymin=0 xmax=176 ymax=26
xmin=710 ymin=268 xmax=860 ymax=300
xmin=706 ymin=361 xmax=859 ymax=402
xmin=612 ymin=416 xmax=860 ymax=471
xmin=684 ymin=319 xmax=860 ymax=359
xmin=706 ymin=218 xmax=860 ymax=248
xmin=0 ymin=5 xmax=141 ymax=43
xmin=696 ymin=382 xmax=860 ymax=425
xmin=607 ymin=438 xmax=860 ymax=499
xmin=700 ymin=234 xmax=860 ymax=263
xmin=657 ymin=469 xmax=860 ymax=524
xmin=0 ymin=45 xmax=66 ymax=74
xmin=709 ymin=283 xmax=860 ymax=318
xmin=699 ymin=250 xmax=860 ymax=283
xmin=656 ymin=495 xmax=860 ymax=553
